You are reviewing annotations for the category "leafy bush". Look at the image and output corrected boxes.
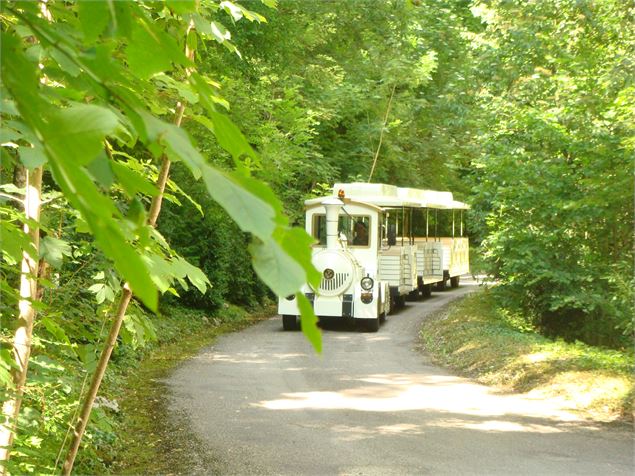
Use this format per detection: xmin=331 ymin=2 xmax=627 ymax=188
xmin=468 ymin=0 xmax=634 ymax=348
xmin=159 ymin=164 xmax=269 ymax=311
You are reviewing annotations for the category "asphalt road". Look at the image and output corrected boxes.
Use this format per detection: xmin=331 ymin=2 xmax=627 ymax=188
xmin=167 ymin=278 xmax=634 ymax=475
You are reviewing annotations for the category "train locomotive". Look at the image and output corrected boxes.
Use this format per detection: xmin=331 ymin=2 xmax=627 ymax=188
xmin=278 ymin=183 xmax=469 ymax=332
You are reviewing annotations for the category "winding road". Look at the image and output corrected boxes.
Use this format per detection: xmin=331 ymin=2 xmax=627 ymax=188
xmin=167 ymin=278 xmax=633 ymax=475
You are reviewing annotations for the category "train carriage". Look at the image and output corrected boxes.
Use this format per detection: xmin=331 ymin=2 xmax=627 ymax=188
xmin=278 ymin=183 xmax=469 ymax=332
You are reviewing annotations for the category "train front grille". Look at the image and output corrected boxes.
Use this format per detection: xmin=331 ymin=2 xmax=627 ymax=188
xmin=320 ymin=272 xmax=350 ymax=293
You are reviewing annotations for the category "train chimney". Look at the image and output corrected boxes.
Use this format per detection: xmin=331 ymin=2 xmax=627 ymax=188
xmin=322 ymin=198 xmax=343 ymax=250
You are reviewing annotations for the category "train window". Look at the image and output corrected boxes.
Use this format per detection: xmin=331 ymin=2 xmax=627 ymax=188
xmin=347 ymin=215 xmax=370 ymax=247
xmin=311 ymin=214 xmax=371 ymax=247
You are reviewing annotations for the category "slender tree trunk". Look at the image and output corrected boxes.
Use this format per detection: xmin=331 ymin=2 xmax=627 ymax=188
xmin=0 ymin=166 xmax=43 ymax=473
xmin=62 ymin=28 xmax=195 ymax=475
xmin=368 ymin=84 xmax=396 ymax=183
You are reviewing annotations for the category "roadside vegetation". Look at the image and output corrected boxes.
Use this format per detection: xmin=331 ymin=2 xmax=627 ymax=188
xmin=420 ymin=290 xmax=634 ymax=422
xmin=109 ymin=303 xmax=272 ymax=475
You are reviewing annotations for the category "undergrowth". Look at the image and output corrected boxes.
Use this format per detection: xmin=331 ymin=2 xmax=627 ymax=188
xmin=420 ymin=289 xmax=634 ymax=422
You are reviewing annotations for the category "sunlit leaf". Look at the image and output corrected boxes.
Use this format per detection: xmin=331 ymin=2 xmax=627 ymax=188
xmin=201 ymin=167 xmax=277 ymax=239
xmin=111 ymin=161 xmax=159 ymax=197
xmin=297 ymin=293 xmax=321 ymax=353
xmin=45 ymin=104 xmax=119 ymax=166
xmin=77 ymin=0 xmax=111 ymax=43
xmin=39 ymin=236 xmax=71 ymax=269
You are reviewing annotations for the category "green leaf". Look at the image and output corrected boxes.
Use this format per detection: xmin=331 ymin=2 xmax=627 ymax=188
xmin=40 ymin=317 xmax=71 ymax=346
xmin=167 ymin=0 xmax=198 ymax=14
xmin=111 ymin=161 xmax=159 ymax=197
xmin=0 ymin=221 xmax=34 ymax=265
xmin=86 ymin=151 xmax=115 ymax=187
xmin=49 ymin=47 xmax=81 ymax=77
xmin=250 ymin=237 xmax=304 ymax=297
xmin=276 ymin=227 xmax=321 ymax=288
xmin=142 ymin=253 xmax=174 ymax=294
xmin=77 ymin=0 xmax=111 ymax=43
xmin=249 ymin=226 xmax=319 ymax=297
xmin=210 ymin=21 xmax=231 ymax=43
xmin=88 ymin=282 xmax=115 ymax=304
xmin=124 ymin=16 xmax=190 ymax=79
xmin=190 ymin=73 xmax=229 ymax=110
xmin=39 ymin=236 xmax=71 ymax=269
xmin=76 ymin=344 xmax=98 ymax=373
xmin=220 ymin=1 xmax=244 ymax=21
xmin=19 ymin=145 xmax=47 ymax=169
xmin=201 ymin=167 xmax=278 ymax=239
xmin=138 ymin=111 xmax=206 ymax=178
xmin=125 ymin=22 xmax=173 ymax=79
xmin=45 ymin=104 xmax=119 ymax=166
xmin=126 ymin=198 xmax=148 ymax=227
xmin=154 ymin=74 xmax=198 ymax=104
xmin=297 ymin=293 xmax=321 ymax=353
xmin=207 ymin=111 xmax=257 ymax=161
xmin=172 ymin=256 xmax=210 ymax=294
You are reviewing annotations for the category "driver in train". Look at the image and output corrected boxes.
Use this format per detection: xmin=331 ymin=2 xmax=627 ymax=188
xmin=353 ymin=220 xmax=369 ymax=246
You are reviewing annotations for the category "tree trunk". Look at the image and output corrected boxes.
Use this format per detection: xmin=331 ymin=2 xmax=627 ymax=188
xmin=0 ymin=166 xmax=43 ymax=472
xmin=61 ymin=26 xmax=195 ymax=475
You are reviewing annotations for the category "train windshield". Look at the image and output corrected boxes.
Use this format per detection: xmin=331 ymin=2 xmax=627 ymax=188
xmin=312 ymin=214 xmax=371 ymax=247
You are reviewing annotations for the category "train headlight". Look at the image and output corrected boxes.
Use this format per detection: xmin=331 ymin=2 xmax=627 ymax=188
xmin=323 ymin=268 xmax=335 ymax=280
xmin=285 ymin=294 xmax=295 ymax=301
xmin=360 ymin=276 xmax=374 ymax=290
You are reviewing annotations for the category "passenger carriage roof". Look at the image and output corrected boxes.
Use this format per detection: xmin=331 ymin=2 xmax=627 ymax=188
xmin=304 ymin=197 xmax=383 ymax=212
xmin=310 ymin=182 xmax=471 ymax=210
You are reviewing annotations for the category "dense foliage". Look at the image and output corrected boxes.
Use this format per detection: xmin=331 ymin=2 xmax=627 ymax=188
xmin=467 ymin=0 xmax=634 ymax=347
xmin=0 ymin=0 xmax=632 ymax=473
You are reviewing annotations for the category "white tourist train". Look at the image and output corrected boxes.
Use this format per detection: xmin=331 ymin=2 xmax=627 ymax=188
xmin=279 ymin=183 xmax=470 ymax=332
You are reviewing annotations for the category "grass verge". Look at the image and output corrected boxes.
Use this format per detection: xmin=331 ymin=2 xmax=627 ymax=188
xmin=106 ymin=301 xmax=275 ymax=475
xmin=419 ymin=289 xmax=634 ymax=422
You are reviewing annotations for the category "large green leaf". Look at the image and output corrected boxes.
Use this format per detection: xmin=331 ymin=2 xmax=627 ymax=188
xmin=77 ymin=0 xmax=111 ymax=44
xmin=45 ymin=104 xmax=119 ymax=166
xmin=124 ymin=15 xmax=190 ymax=79
xmin=249 ymin=226 xmax=319 ymax=297
xmin=207 ymin=110 xmax=257 ymax=161
xmin=137 ymin=111 xmax=206 ymax=178
xmin=19 ymin=145 xmax=47 ymax=169
xmin=166 ymin=0 xmax=198 ymax=14
xmin=125 ymin=22 xmax=173 ymax=79
xmin=296 ymin=293 xmax=321 ymax=353
xmin=171 ymin=256 xmax=210 ymax=294
xmin=201 ymin=167 xmax=277 ymax=239
xmin=111 ymin=161 xmax=159 ymax=198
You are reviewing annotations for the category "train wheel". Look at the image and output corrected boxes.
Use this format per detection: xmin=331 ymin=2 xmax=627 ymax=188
xmin=450 ymin=276 xmax=460 ymax=288
xmin=388 ymin=288 xmax=399 ymax=314
xmin=282 ymin=315 xmax=298 ymax=331
xmin=422 ymin=284 xmax=432 ymax=298
xmin=364 ymin=317 xmax=380 ymax=332
xmin=435 ymin=279 xmax=446 ymax=291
